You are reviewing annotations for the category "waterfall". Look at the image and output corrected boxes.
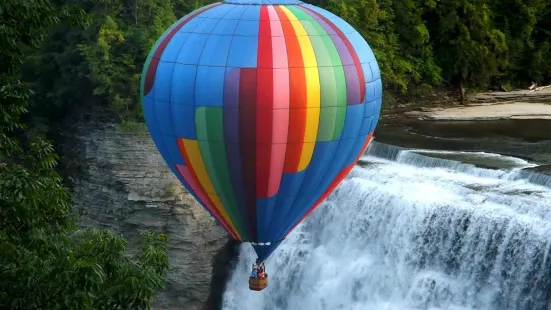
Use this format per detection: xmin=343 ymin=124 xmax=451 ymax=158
xmin=222 ymin=142 xmax=551 ymax=310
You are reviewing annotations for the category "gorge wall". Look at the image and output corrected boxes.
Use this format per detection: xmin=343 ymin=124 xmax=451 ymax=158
xmin=59 ymin=118 xmax=230 ymax=310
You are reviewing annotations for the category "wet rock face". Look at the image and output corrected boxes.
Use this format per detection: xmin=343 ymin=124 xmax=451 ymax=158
xmin=62 ymin=123 xmax=229 ymax=310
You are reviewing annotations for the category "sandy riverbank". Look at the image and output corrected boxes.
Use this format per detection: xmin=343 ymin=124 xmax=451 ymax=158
xmin=472 ymin=87 xmax=551 ymax=101
xmin=406 ymin=102 xmax=551 ymax=120
xmin=404 ymin=88 xmax=551 ymax=120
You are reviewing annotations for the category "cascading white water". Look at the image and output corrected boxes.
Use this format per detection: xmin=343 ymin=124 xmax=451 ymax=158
xmin=222 ymin=142 xmax=551 ymax=310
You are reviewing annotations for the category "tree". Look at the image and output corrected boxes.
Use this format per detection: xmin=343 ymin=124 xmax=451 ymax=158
xmin=172 ymin=0 xmax=218 ymax=17
xmin=329 ymin=0 xmax=415 ymax=93
xmin=426 ymin=0 xmax=508 ymax=101
xmin=525 ymin=1 xmax=551 ymax=85
xmin=0 ymin=1 xmax=170 ymax=308
xmin=25 ymin=0 xmax=178 ymax=128
xmin=10 ymin=0 xmax=551 ymax=118
xmin=328 ymin=0 xmax=441 ymax=100
xmin=490 ymin=0 xmax=549 ymax=87
xmin=391 ymin=0 xmax=441 ymax=92
xmin=75 ymin=0 xmax=176 ymax=124
xmin=78 ymin=15 xmax=140 ymax=122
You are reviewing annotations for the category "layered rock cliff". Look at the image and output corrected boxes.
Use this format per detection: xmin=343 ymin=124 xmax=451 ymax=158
xmin=59 ymin=118 xmax=230 ymax=310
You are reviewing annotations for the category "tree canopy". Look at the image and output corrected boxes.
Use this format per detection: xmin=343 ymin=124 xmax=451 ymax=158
xmin=0 ymin=1 xmax=169 ymax=308
xmin=23 ymin=0 xmax=551 ymax=122
xmin=327 ymin=0 xmax=550 ymax=99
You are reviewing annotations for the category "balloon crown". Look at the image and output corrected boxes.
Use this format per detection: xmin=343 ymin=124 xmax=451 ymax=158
xmin=223 ymin=0 xmax=304 ymax=4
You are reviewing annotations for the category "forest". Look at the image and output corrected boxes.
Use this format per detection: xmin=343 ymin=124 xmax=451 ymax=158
xmin=1 ymin=0 xmax=550 ymax=308
xmin=25 ymin=0 xmax=551 ymax=126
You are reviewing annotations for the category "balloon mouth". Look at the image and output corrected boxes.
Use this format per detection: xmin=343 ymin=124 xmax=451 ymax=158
xmin=250 ymin=242 xmax=273 ymax=246
xmin=222 ymin=0 xmax=304 ymax=5
xmin=251 ymin=240 xmax=284 ymax=262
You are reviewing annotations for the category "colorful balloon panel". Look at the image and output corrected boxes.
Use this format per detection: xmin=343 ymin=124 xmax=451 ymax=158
xmin=141 ymin=0 xmax=382 ymax=261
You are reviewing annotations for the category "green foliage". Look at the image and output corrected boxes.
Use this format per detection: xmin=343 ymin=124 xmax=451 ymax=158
xmin=12 ymin=0 xmax=551 ymax=110
xmin=1 ymin=1 xmax=170 ymax=309
xmin=490 ymin=0 xmax=550 ymax=86
xmin=24 ymin=0 xmax=551 ymax=111
xmin=78 ymin=15 xmax=140 ymax=121
xmin=25 ymin=0 xmax=180 ymax=125
xmin=0 ymin=228 xmax=169 ymax=309
xmin=428 ymin=0 xmax=508 ymax=89
xmin=322 ymin=0 xmax=550 ymax=104
xmin=0 ymin=226 xmax=169 ymax=309
xmin=329 ymin=0 xmax=441 ymax=94
xmin=0 ymin=126 xmax=170 ymax=310
xmin=116 ymin=120 xmax=149 ymax=133
xmin=76 ymin=0 xmax=177 ymax=122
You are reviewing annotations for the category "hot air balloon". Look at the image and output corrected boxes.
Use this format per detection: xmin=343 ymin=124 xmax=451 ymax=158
xmin=141 ymin=0 xmax=382 ymax=291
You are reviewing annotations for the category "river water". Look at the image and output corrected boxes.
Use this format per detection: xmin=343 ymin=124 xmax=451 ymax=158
xmin=221 ymin=141 xmax=551 ymax=310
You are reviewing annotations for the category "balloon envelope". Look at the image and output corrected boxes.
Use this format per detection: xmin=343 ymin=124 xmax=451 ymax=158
xmin=141 ymin=0 xmax=382 ymax=261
